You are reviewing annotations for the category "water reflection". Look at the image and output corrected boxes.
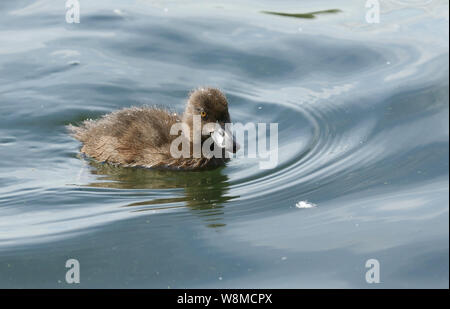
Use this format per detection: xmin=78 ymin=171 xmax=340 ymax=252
xmin=85 ymin=160 xmax=237 ymax=228
xmin=261 ymin=9 xmax=342 ymax=19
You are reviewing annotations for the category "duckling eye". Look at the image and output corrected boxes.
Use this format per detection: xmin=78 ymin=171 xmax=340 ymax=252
xmin=200 ymin=111 xmax=207 ymax=118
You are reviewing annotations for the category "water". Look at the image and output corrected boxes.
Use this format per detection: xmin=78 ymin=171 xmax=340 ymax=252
xmin=0 ymin=0 xmax=448 ymax=288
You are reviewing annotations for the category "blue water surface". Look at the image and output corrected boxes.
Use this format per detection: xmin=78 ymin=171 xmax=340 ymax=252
xmin=0 ymin=0 xmax=448 ymax=288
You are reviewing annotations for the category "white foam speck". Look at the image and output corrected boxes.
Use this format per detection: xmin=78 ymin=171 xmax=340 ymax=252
xmin=295 ymin=201 xmax=317 ymax=209
xmin=113 ymin=9 xmax=125 ymax=16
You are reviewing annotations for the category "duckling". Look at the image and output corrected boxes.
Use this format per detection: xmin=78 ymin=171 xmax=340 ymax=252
xmin=68 ymin=87 xmax=238 ymax=170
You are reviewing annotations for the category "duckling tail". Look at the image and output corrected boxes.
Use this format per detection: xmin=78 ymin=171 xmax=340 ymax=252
xmin=66 ymin=123 xmax=87 ymax=142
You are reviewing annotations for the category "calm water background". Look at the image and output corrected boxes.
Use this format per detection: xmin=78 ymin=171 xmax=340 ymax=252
xmin=0 ymin=0 xmax=448 ymax=288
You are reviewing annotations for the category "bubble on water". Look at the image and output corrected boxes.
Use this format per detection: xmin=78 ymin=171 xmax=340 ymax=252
xmin=113 ymin=9 xmax=125 ymax=16
xmin=295 ymin=201 xmax=317 ymax=209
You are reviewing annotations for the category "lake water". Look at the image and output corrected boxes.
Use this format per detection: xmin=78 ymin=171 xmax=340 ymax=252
xmin=0 ymin=0 xmax=448 ymax=288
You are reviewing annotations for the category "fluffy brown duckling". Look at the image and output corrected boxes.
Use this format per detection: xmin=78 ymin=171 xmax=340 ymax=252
xmin=68 ymin=87 xmax=239 ymax=169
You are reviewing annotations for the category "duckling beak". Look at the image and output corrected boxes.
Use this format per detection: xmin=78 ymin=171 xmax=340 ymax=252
xmin=211 ymin=124 xmax=240 ymax=153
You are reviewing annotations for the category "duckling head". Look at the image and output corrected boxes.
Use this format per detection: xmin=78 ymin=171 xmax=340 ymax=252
xmin=182 ymin=87 xmax=239 ymax=154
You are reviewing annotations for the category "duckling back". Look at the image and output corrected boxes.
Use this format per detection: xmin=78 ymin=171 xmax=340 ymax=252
xmin=68 ymin=107 xmax=179 ymax=166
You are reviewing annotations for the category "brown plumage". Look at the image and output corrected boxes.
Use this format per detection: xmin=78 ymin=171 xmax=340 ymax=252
xmin=68 ymin=87 xmax=238 ymax=170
